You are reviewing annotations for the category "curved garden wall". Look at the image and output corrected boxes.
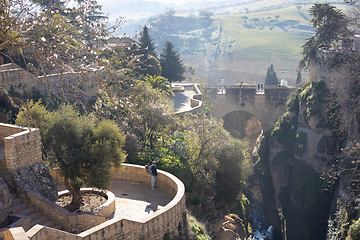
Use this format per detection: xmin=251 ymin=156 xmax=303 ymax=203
xmin=25 ymin=163 xmax=186 ymax=240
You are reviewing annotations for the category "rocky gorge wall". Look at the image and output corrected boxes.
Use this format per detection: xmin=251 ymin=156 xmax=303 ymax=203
xmin=252 ymin=80 xmax=342 ymax=239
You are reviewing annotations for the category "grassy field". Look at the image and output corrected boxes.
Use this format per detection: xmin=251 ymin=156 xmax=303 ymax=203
xmin=181 ymin=3 xmax=349 ymax=85
xmin=208 ymin=4 xmax=315 ymax=85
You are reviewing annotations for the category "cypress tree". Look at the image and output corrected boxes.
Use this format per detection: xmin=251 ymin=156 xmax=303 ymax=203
xmin=265 ymin=64 xmax=278 ymax=85
xmin=138 ymin=25 xmax=157 ymax=58
xmin=160 ymin=41 xmax=185 ymax=83
xmin=133 ymin=25 xmax=161 ymax=76
xmin=296 ymin=71 xmax=302 ymax=85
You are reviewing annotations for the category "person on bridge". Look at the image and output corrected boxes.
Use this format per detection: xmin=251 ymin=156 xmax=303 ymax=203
xmin=151 ymin=161 xmax=159 ymax=190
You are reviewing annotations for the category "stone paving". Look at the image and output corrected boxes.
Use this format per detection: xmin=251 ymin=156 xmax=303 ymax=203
xmin=57 ymin=179 xmax=173 ymax=222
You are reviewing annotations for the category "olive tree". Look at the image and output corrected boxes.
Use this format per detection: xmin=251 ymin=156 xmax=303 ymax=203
xmin=16 ymin=101 xmax=126 ymax=210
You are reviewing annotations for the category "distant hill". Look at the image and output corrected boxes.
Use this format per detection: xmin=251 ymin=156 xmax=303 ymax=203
xmin=100 ymin=0 xmax=347 ymax=85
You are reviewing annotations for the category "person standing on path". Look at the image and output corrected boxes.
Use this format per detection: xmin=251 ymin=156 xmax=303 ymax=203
xmin=151 ymin=161 xmax=159 ymax=190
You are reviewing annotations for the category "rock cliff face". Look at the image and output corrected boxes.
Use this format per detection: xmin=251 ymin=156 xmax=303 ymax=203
xmin=0 ymin=177 xmax=13 ymax=226
xmin=253 ymin=81 xmax=342 ymax=239
xmin=0 ymin=162 xmax=57 ymax=226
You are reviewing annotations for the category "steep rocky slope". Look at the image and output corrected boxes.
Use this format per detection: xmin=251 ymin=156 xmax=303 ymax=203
xmin=0 ymin=162 xmax=57 ymax=227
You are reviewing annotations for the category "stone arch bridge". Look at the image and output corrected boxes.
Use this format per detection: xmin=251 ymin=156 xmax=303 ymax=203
xmin=206 ymin=85 xmax=295 ymax=132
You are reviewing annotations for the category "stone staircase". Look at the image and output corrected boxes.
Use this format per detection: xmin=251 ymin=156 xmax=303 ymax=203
xmin=11 ymin=194 xmax=62 ymax=231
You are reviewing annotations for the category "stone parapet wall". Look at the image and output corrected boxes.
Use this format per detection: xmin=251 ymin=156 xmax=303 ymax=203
xmin=111 ymin=164 xmax=181 ymax=198
xmin=27 ymin=190 xmax=109 ymax=233
xmin=0 ymin=123 xmax=42 ymax=171
xmin=0 ymin=64 xmax=101 ymax=101
xmin=0 ymin=68 xmax=37 ymax=97
xmin=208 ymin=86 xmax=295 ymax=132
xmin=24 ymin=163 xmax=186 ymax=240
xmin=0 ymin=123 xmax=26 ymax=145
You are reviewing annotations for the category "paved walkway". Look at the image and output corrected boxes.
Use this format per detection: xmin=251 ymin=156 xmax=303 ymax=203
xmin=57 ymin=179 xmax=172 ymax=222
xmin=171 ymin=83 xmax=197 ymax=113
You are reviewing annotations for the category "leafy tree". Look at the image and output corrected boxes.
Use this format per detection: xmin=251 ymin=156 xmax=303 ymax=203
xmin=94 ymin=78 xmax=174 ymax=162
xmin=199 ymin=10 xmax=214 ymax=19
xmin=183 ymin=113 xmax=249 ymax=213
xmin=296 ymin=71 xmax=302 ymax=84
xmin=129 ymin=82 xmax=174 ymax=149
xmin=137 ymin=25 xmax=157 ymax=58
xmin=265 ymin=64 xmax=278 ymax=85
xmin=16 ymin=102 xmax=126 ymax=211
xmin=299 ymin=4 xmax=350 ymax=69
xmin=31 ymin=0 xmax=66 ymax=11
xmin=160 ymin=41 xmax=185 ymax=83
xmin=215 ymin=138 xmax=248 ymax=207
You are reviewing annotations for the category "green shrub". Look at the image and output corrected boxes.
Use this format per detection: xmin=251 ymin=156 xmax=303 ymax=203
xmin=313 ymin=79 xmax=325 ymax=92
xmin=271 ymin=113 xmax=297 ymax=148
xmin=298 ymin=84 xmax=312 ymax=102
xmin=286 ymin=93 xmax=299 ymax=113
xmin=187 ymin=214 xmax=211 ymax=240
xmin=349 ymin=218 xmax=360 ymax=240
xmin=286 ymin=82 xmax=311 ymax=113
xmin=163 ymin=233 xmax=173 ymax=240
xmin=230 ymin=194 xmax=249 ymax=221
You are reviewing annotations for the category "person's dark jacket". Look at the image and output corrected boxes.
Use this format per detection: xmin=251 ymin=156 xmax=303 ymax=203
xmin=151 ymin=165 xmax=158 ymax=176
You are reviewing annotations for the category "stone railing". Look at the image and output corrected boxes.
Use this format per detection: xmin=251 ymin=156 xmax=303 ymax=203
xmin=23 ymin=163 xmax=186 ymax=240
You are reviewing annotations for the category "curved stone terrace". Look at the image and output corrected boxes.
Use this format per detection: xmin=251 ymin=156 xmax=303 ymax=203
xmin=57 ymin=178 xmax=173 ymax=222
xmin=171 ymin=83 xmax=202 ymax=113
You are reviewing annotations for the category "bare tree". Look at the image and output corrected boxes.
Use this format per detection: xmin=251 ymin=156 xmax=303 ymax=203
xmin=0 ymin=0 xmax=123 ymax=119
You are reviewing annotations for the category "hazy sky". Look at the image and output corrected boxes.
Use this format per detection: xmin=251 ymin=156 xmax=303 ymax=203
xmin=98 ymin=0 xmax=231 ymax=7
xmin=143 ymin=0 xmax=190 ymax=4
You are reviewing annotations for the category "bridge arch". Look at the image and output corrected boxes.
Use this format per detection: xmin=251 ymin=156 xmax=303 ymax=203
xmin=222 ymin=110 xmax=263 ymax=149
xmin=207 ymin=86 xmax=295 ymax=132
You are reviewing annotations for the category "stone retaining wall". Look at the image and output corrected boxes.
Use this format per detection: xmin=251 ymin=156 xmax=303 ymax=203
xmin=0 ymin=123 xmax=41 ymax=171
xmin=0 ymin=64 xmax=101 ymax=102
xmin=25 ymin=164 xmax=186 ymax=240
